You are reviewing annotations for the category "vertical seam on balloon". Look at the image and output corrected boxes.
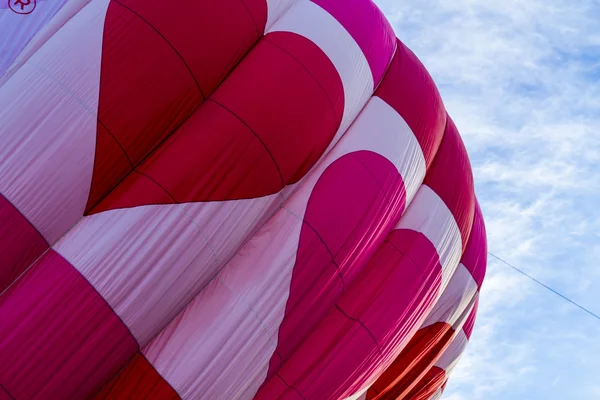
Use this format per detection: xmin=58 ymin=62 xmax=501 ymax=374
xmin=66 ymin=256 xmax=142 ymax=351
xmin=87 ymin=4 xmax=267 ymax=214
xmin=0 ymin=385 xmax=15 ymax=400
xmin=262 ymin=36 xmax=342 ymax=123
xmin=383 ymin=237 xmax=426 ymax=274
xmin=0 ymin=193 xmax=50 ymax=296
xmin=275 ymin=372 xmax=307 ymax=400
xmin=111 ymin=0 xmax=206 ymax=99
xmin=208 ymin=98 xmax=286 ymax=189
xmin=279 ymin=207 xmax=346 ymax=292
xmin=97 ymin=120 xmax=135 ymax=167
xmin=372 ymin=39 xmax=398 ymax=94
xmin=238 ymin=0 xmax=262 ymax=37
xmin=334 ymin=303 xmax=383 ymax=354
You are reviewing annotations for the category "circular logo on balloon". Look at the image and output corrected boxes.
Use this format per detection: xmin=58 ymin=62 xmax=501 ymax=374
xmin=8 ymin=0 xmax=36 ymax=14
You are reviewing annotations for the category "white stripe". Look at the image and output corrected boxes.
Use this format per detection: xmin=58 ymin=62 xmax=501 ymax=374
xmin=434 ymin=329 xmax=469 ymax=371
xmin=430 ymin=387 xmax=444 ymax=400
xmin=0 ymin=0 xmax=93 ymax=85
xmin=55 ymin=194 xmax=283 ymax=346
xmin=267 ymin=0 xmax=374 ymax=152
xmin=0 ymin=0 xmax=108 ymax=243
xmin=421 ymin=263 xmax=478 ymax=329
xmin=394 ymin=185 xmax=463 ymax=293
xmin=265 ymin=0 xmax=298 ymax=30
xmin=284 ymin=96 xmax=426 ymax=216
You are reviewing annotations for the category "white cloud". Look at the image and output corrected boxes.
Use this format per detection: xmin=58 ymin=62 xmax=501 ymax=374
xmin=375 ymin=0 xmax=600 ymax=398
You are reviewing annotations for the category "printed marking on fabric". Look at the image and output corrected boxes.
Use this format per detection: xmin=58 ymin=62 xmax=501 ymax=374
xmin=8 ymin=0 xmax=36 ymax=14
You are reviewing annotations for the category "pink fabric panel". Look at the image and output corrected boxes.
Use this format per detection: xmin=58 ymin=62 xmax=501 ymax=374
xmin=0 ymin=250 xmax=138 ymax=399
xmin=374 ymin=40 xmax=447 ymax=168
xmin=0 ymin=386 xmax=12 ymax=400
xmin=0 ymin=194 xmax=48 ymax=292
xmin=423 ymin=116 xmax=476 ymax=249
xmin=255 ymin=230 xmax=442 ymax=399
xmin=255 ymin=307 xmax=383 ymax=400
xmin=462 ymin=201 xmax=488 ymax=288
xmin=462 ymin=297 xmax=479 ymax=339
xmin=311 ymin=0 xmax=396 ymax=85
xmin=338 ymin=230 xmax=442 ymax=345
xmin=268 ymin=151 xmax=406 ymax=372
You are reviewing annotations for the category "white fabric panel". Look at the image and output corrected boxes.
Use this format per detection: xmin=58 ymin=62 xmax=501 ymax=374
xmin=0 ymin=0 xmax=109 ymax=244
xmin=145 ymin=208 xmax=303 ymax=400
xmin=435 ymin=329 xmax=469 ymax=372
xmin=0 ymin=0 xmax=92 ymax=84
xmin=55 ymin=194 xmax=283 ymax=345
xmin=421 ymin=263 xmax=479 ymax=329
xmin=430 ymin=387 xmax=444 ymax=400
xmin=267 ymin=0 xmax=374 ymax=155
xmin=265 ymin=0 xmax=297 ymax=31
xmin=394 ymin=185 xmax=463 ymax=294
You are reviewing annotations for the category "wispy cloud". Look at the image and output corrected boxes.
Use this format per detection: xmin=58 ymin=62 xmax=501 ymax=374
xmin=375 ymin=0 xmax=600 ymax=398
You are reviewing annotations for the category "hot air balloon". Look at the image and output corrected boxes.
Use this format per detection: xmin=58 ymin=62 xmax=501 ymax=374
xmin=0 ymin=0 xmax=487 ymax=399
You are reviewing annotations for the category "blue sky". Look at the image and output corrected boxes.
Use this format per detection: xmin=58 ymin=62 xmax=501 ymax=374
xmin=374 ymin=0 xmax=600 ymax=398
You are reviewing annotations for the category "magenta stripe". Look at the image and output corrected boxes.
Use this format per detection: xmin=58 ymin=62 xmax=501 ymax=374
xmin=0 ymin=194 xmax=48 ymax=292
xmin=311 ymin=0 xmax=396 ymax=85
xmin=0 ymin=250 xmax=138 ymax=399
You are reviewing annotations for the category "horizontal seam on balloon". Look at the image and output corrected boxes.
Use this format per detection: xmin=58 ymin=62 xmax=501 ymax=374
xmin=276 ymin=371 xmax=307 ymax=399
xmin=383 ymin=238 xmax=427 ymax=274
xmin=262 ymin=36 xmax=342 ymax=124
xmin=238 ymin=0 xmax=262 ymax=37
xmin=335 ymin=301 xmax=384 ymax=353
xmin=111 ymin=0 xmax=206 ymax=99
xmin=208 ymin=98 xmax=286 ymax=189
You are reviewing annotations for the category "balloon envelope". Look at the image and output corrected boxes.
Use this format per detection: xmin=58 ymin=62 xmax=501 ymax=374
xmin=0 ymin=1 xmax=487 ymax=399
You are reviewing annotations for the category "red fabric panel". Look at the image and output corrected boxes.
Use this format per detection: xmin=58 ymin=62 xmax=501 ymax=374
xmin=366 ymin=322 xmax=453 ymax=399
xmin=423 ymin=116 xmax=475 ymax=249
xmin=0 ymin=194 xmax=48 ymax=292
xmin=264 ymin=151 xmax=406 ymax=382
xmin=0 ymin=251 xmax=138 ymax=399
xmin=402 ymin=367 xmax=447 ymax=400
xmin=116 ymin=0 xmax=266 ymax=94
xmin=91 ymin=171 xmax=175 ymax=214
xmin=94 ymin=353 xmax=180 ymax=400
xmin=88 ymin=0 xmax=265 ymax=211
xmin=210 ymin=32 xmax=342 ymax=184
xmin=375 ymin=40 xmax=446 ymax=169
xmin=133 ymin=100 xmax=284 ymax=203
xmin=86 ymin=122 xmax=132 ymax=211
xmin=92 ymin=31 xmax=344 ymax=211
xmin=97 ymin=0 xmax=204 ymax=165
